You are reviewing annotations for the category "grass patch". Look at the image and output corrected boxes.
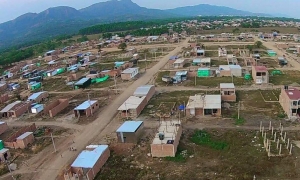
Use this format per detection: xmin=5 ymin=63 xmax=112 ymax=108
xmin=191 ymin=130 xmax=228 ymax=150
xmin=165 ymin=148 xmax=189 ymax=162
xmin=211 ymin=59 xmax=228 ymax=66
xmin=232 ymin=114 xmax=246 ymax=125
xmin=269 ymin=70 xmax=300 ymax=85
xmin=155 ymin=71 xmax=170 ymax=86
xmin=185 ymin=76 xmax=252 ymax=87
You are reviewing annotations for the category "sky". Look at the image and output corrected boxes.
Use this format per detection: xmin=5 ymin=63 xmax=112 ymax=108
xmin=0 ymin=0 xmax=298 ymax=23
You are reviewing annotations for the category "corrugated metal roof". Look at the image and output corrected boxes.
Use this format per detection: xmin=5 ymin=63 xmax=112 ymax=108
xmin=197 ymin=50 xmax=205 ymax=53
xmin=174 ymin=59 xmax=185 ymax=64
xmin=75 ymin=78 xmax=90 ymax=86
xmin=28 ymin=91 xmax=47 ymax=101
xmin=118 ymin=96 xmax=146 ymax=110
xmin=116 ymin=121 xmax=143 ymax=133
xmin=133 ymin=85 xmax=154 ymax=97
xmin=193 ymin=59 xmax=201 ymax=63
xmin=0 ymin=101 xmax=21 ymax=113
xmin=175 ymin=71 xmax=188 ymax=76
xmin=71 ymin=145 xmax=108 ymax=168
xmin=122 ymin=68 xmax=139 ymax=74
xmin=220 ymin=83 xmax=235 ymax=89
xmin=32 ymin=104 xmax=43 ymax=109
xmin=74 ymin=100 xmax=97 ymax=110
xmin=229 ymin=65 xmax=242 ymax=69
xmin=0 ymin=148 xmax=9 ymax=154
xmin=186 ymin=95 xmax=221 ymax=109
xmin=16 ymin=132 xmax=33 ymax=140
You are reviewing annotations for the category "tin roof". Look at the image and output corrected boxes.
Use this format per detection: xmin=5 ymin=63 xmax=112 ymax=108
xmin=133 ymin=85 xmax=154 ymax=97
xmin=0 ymin=148 xmax=9 ymax=154
xmin=175 ymin=71 xmax=188 ymax=76
xmin=28 ymin=91 xmax=47 ymax=101
xmin=220 ymin=83 xmax=235 ymax=89
xmin=16 ymin=132 xmax=33 ymax=140
xmin=122 ymin=68 xmax=139 ymax=74
xmin=173 ymin=59 xmax=185 ymax=64
xmin=254 ymin=66 xmax=267 ymax=72
xmin=0 ymin=101 xmax=21 ymax=113
xmin=285 ymin=87 xmax=300 ymax=100
xmin=116 ymin=121 xmax=143 ymax=133
xmin=74 ymin=100 xmax=98 ymax=110
xmin=75 ymin=78 xmax=90 ymax=86
xmin=71 ymin=145 xmax=108 ymax=168
xmin=118 ymin=96 xmax=146 ymax=110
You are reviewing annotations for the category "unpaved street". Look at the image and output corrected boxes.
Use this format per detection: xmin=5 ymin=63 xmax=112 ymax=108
xmin=30 ymin=38 xmax=190 ymax=180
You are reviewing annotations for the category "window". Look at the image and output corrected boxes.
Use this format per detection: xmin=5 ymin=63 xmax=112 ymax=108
xmin=292 ymin=109 xmax=297 ymax=113
xmin=293 ymin=101 xmax=297 ymax=106
xmin=213 ymin=109 xmax=218 ymax=113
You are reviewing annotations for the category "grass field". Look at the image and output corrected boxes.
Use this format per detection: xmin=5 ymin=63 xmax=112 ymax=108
xmin=269 ymin=70 xmax=300 ymax=85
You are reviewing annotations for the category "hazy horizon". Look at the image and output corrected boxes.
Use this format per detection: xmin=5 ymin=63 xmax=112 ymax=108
xmin=0 ymin=0 xmax=297 ymax=23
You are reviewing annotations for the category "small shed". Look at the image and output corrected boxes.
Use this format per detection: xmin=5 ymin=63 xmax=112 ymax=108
xmin=196 ymin=49 xmax=205 ymax=56
xmin=74 ymin=78 xmax=91 ymax=89
xmin=0 ymin=148 xmax=10 ymax=162
xmin=173 ymin=59 xmax=185 ymax=68
xmin=74 ymin=100 xmax=99 ymax=117
xmin=0 ymin=122 xmax=8 ymax=135
xmin=174 ymin=71 xmax=188 ymax=83
xmin=16 ymin=132 xmax=34 ymax=149
xmin=121 ymin=68 xmax=139 ymax=80
xmin=31 ymin=104 xmax=44 ymax=114
xmin=116 ymin=121 xmax=144 ymax=143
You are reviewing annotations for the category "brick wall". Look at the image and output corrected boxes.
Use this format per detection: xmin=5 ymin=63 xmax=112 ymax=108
xmin=0 ymin=122 xmax=8 ymax=135
xmin=49 ymin=99 xmax=69 ymax=117
xmin=0 ymin=94 xmax=9 ymax=104
xmin=16 ymin=133 xmax=34 ymax=149
xmin=4 ymin=123 xmax=36 ymax=149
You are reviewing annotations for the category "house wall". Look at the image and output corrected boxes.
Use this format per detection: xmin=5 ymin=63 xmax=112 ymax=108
xmin=4 ymin=124 xmax=36 ymax=149
xmin=117 ymin=123 xmax=144 ymax=143
xmin=120 ymin=98 xmax=147 ymax=118
xmin=29 ymin=92 xmax=49 ymax=103
xmin=44 ymin=55 xmax=58 ymax=62
xmin=0 ymin=83 xmax=7 ymax=91
xmin=186 ymin=108 xmax=204 ymax=116
xmin=151 ymin=125 xmax=182 ymax=157
xmin=74 ymin=101 xmax=100 ymax=118
xmin=0 ymin=123 xmax=8 ymax=135
xmin=221 ymin=88 xmax=236 ymax=102
xmin=121 ymin=73 xmax=132 ymax=81
xmin=0 ymin=94 xmax=9 ymax=104
xmin=69 ymin=147 xmax=110 ymax=180
xmin=67 ymin=72 xmax=83 ymax=82
xmin=279 ymin=88 xmax=292 ymax=118
xmin=10 ymin=102 xmax=32 ymax=118
xmin=16 ymin=133 xmax=34 ymax=149
xmin=220 ymin=70 xmax=232 ymax=77
xmin=0 ymin=150 xmax=11 ymax=162
xmin=252 ymin=67 xmax=269 ymax=84
xmin=49 ymin=99 xmax=69 ymax=117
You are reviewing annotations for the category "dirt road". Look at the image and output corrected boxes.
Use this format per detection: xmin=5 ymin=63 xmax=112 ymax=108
xmin=32 ymin=38 xmax=191 ymax=180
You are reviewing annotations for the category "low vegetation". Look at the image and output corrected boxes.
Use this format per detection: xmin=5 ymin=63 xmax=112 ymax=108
xmin=191 ymin=130 xmax=228 ymax=150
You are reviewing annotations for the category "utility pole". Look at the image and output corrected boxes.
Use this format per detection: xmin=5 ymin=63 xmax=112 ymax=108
xmin=194 ymin=73 xmax=197 ymax=86
xmin=124 ymin=102 xmax=128 ymax=119
xmin=145 ymin=53 xmax=147 ymax=71
xmin=114 ymin=75 xmax=117 ymax=94
xmin=51 ymin=132 xmax=57 ymax=153
xmin=6 ymin=163 xmax=15 ymax=180
xmin=88 ymin=93 xmax=93 ymax=116
xmin=238 ymin=101 xmax=240 ymax=119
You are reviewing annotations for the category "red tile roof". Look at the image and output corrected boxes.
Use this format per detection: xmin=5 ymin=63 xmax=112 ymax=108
xmin=254 ymin=66 xmax=267 ymax=72
xmin=285 ymin=88 xmax=300 ymax=100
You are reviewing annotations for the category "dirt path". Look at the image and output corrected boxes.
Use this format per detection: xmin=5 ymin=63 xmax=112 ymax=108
xmin=6 ymin=121 xmax=83 ymax=131
xmin=30 ymin=38 xmax=191 ymax=180
xmin=156 ymin=85 xmax=282 ymax=92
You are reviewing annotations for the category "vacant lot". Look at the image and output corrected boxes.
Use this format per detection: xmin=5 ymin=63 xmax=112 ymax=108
xmin=95 ymin=129 xmax=300 ymax=180
xmin=186 ymin=76 xmax=252 ymax=87
xmin=269 ymin=70 xmax=300 ymax=85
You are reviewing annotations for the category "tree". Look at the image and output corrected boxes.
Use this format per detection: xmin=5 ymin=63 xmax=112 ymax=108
xmin=255 ymin=41 xmax=263 ymax=48
xmin=246 ymin=45 xmax=253 ymax=53
xmin=118 ymin=43 xmax=127 ymax=51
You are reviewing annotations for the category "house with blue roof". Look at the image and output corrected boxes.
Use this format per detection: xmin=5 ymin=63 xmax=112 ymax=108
xmin=116 ymin=121 xmax=144 ymax=143
xmin=65 ymin=145 xmax=110 ymax=180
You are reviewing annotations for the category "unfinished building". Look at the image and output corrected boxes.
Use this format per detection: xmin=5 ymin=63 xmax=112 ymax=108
xmin=4 ymin=123 xmax=36 ymax=149
xmin=185 ymin=95 xmax=222 ymax=116
xmin=151 ymin=121 xmax=182 ymax=157
xmin=118 ymin=96 xmax=147 ymax=118
xmin=64 ymin=145 xmax=110 ymax=180
xmin=227 ymin=54 xmax=238 ymax=65
xmin=252 ymin=66 xmax=269 ymax=84
xmin=43 ymin=99 xmax=69 ymax=117
xmin=279 ymin=86 xmax=300 ymax=119
xmin=74 ymin=100 xmax=99 ymax=118
xmin=220 ymin=83 xmax=236 ymax=102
